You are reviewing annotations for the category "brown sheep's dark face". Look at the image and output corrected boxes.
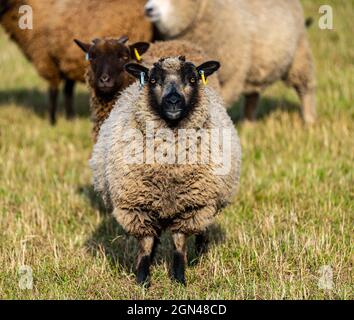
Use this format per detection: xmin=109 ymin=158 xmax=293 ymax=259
xmin=88 ymin=40 xmax=130 ymax=97
xmin=74 ymin=37 xmax=150 ymax=100
xmin=125 ymin=56 xmax=220 ymax=125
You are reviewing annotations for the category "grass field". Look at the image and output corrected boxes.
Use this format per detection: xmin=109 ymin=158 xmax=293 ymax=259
xmin=0 ymin=0 xmax=353 ymax=299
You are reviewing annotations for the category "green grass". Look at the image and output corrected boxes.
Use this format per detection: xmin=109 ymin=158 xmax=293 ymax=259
xmin=0 ymin=0 xmax=353 ymax=299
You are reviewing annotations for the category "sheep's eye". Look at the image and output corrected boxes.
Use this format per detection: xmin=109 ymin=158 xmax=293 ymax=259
xmin=190 ymin=77 xmax=196 ymax=84
xmin=150 ymin=78 xmax=156 ymax=84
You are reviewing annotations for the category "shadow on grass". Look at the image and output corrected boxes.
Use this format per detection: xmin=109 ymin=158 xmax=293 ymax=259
xmin=227 ymin=95 xmax=300 ymax=124
xmin=0 ymin=88 xmax=300 ymax=124
xmin=79 ymin=184 xmax=226 ymax=274
xmin=0 ymin=88 xmax=90 ymax=119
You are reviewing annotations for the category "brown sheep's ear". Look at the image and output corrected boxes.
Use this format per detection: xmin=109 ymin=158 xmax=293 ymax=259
xmin=74 ymin=39 xmax=91 ymax=53
xmin=196 ymin=61 xmax=221 ymax=79
xmin=125 ymin=63 xmax=149 ymax=81
xmin=117 ymin=35 xmax=129 ymax=44
xmin=129 ymin=42 xmax=150 ymax=61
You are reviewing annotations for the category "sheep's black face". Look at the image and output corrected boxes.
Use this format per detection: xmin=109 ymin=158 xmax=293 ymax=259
xmin=125 ymin=57 xmax=220 ymax=125
xmin=74 ymin=37 xmax=150 ymax=101
xmin=148 ymin=59 xmax=199 ymax=123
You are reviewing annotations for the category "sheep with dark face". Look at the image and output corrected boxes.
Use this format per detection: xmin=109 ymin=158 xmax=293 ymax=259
xmin=74 ymin=36 xmax=150 ymax=142
xmin=90 ymin=56 xmax=241 ymax=285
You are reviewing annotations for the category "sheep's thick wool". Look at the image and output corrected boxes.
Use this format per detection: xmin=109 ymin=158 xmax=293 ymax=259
xmin=85 ymin=65 xmax=134 ymax=142
xmin=90 ymin=79 xmax=241 ymax=238
xmin=88 ymin=94 xmax=120 ymax=143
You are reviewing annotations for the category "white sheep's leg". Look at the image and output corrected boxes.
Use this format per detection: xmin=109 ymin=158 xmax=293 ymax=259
xmin=244 ymin=92 xmax=260 ymax=121
xmin=64 ymin=79 xmax=76 ymax=120
xmin=136 ymin=236 xmax=155 ymax=286
xmin=296 ymin=87 xmax=317 ymax=124
xmin=285 ymin=36 xmax=316 ymax=123
xmin=172 ymin=232 xmax=187 ymax=285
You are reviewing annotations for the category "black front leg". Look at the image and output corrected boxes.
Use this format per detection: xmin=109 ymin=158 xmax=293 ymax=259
xmin=172 ymin=232 xmax=187 ymax=286
xmin=136 ymin=236 xmax=155 ymax=286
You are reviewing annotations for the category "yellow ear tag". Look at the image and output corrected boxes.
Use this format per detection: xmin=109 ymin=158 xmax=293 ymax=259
xmin=134 ymin=48 xmax=141 ymax=62
xmin=200 ymin=70 xmax=208 ymax=86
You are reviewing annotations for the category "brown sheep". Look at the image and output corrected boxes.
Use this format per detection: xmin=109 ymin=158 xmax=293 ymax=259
xmin=74 ymin=36 xmax=150 ymax=142
xmin=0 ymin=0 xmax=152 ymax=124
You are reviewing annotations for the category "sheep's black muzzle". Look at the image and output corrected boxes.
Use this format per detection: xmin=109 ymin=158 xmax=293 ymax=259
xmin=162 ymin=92 xmax=186 ymax=121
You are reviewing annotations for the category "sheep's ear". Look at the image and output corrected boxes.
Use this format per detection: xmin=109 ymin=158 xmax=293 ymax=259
xmin=179 ymin=55 xmax=186 ymax=62
xmin=125 ymin=63 xmax=149 ymax=80
xmin=129 ymin=42 xmax=150 ymax=61
xmin=196 ymin=61 xmax=221 ymax=78
xmin=74 ymin=39 xmax=91 ymax=53
xmin=118 ymin=35 xmax=129 ymax=44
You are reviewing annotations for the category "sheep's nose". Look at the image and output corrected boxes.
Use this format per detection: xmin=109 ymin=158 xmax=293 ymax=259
xmin=144 ymin=5 xmax=155 ymax=17
xmin=100 ymin=74 xmax=110 ymax=83
xmin=166 ymin=93 xmax=182 ymax=106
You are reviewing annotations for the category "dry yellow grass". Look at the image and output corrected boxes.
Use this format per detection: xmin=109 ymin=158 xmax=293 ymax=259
xmin=0 ymin=0 xmax=353 ymax=299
